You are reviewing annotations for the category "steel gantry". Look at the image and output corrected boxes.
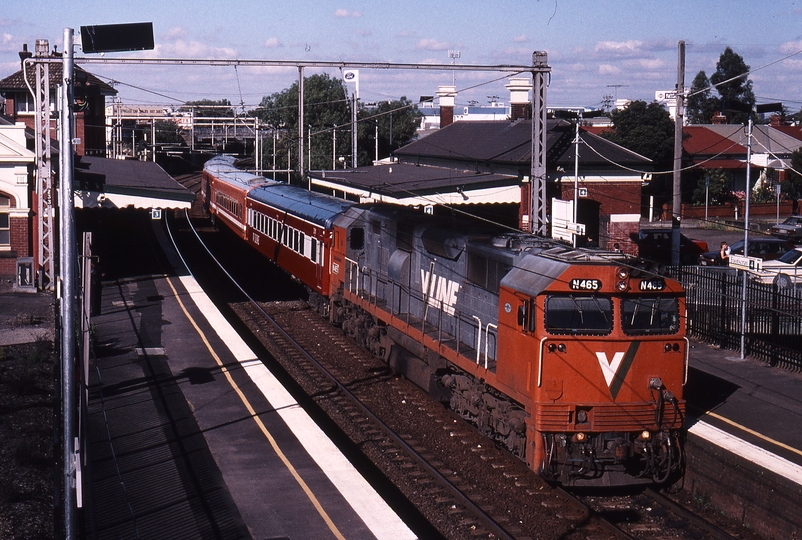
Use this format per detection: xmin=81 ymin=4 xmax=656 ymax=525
xmin=24 ymin=40 xmax=56 ymax=289
xmin=75 ymin=53 xmax=553 ymax=234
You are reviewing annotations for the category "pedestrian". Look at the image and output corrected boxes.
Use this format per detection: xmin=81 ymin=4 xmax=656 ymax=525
xmin=718 ymin=241 xmax=730 ymax=266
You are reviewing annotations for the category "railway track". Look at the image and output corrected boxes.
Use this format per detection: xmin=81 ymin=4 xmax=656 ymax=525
xmin=167 ymin=212 xmax=755 ymax=540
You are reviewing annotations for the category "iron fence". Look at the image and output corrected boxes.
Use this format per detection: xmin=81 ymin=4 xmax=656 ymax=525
xmin=671 ymin=266 xmax=802 ymax=371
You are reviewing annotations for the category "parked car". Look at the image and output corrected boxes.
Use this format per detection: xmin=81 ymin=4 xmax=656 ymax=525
xmin=632 ymin=228 xmax=708 ymax=265
xmin=698 ymin=237 xmax=797 ymax=266
xmin=770 ymin=216 xmax=802 ymax=240
xmin=748 ymin=248 xmax=802 ymax=286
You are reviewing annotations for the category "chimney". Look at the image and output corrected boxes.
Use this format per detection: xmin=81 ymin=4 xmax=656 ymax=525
xmin=436 ymin=85 xmax=456 ymax=128
xmin=711 ymin=111 xmax=727 ymax=124
xmin=770 ymin=114 xmax=786 ymax=127
xmin=505 ymin=77 xmax=532 ymax=120
xmin=35 ymin=39 xmax=50 ymax=58
xmin=18 ymin=44 xmax=32 ymax=67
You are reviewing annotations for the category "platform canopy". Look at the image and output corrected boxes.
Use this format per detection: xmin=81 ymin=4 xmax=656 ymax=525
xmin=73 ymin=156 xmax=194 ymax=210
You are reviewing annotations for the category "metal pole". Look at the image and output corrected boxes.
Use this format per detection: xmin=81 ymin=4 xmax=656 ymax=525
xmin=573 ymin=117 xmax=580 ymax=248
xmin=351 ymin=92 xmax=357 ymax=168
xmin=298 ymin=66 xmax=304 ymax=180
xmin=671 ymin=40 xmax=685 ymax=266
xmin=740 ymin=116 xmax=753 ymax=360
xmin=59 ymin=27 xmax=77 ymax=540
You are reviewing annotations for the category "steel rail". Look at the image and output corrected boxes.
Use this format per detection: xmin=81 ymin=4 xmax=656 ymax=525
xmin=167 ymin=210 xmax=517 ymax=540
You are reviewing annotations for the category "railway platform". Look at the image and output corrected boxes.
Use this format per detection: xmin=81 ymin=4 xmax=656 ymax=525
xmin=76 ymin=214 xmax=417 ymax=539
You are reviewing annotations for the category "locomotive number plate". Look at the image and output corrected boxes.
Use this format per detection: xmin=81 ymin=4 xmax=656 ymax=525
xmin=569 ymin=278 xmax=601 ymax=291
xmin=638 ymin=278 xmax=666 ymax=291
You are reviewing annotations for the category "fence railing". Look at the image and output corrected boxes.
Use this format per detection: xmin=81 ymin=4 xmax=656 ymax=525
xmin=671 ymin=266 xmax=802 ymax=371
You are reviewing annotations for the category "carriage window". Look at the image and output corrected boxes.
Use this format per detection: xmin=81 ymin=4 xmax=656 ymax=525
xmin=545 ymin=295 xmax=612 ymax=335
xmin=621 ymin=297 xmax=679 ymax=335
xmin=310 ymin=238 xmax=317 ymax=263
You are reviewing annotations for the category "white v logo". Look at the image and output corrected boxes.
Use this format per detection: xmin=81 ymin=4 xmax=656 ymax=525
xmin=596 ymin=351 xmax=625 ymax=387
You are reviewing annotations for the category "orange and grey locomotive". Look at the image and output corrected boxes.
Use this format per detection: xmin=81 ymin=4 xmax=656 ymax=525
xmin=203 ymin=157 xmax=686 ymax=486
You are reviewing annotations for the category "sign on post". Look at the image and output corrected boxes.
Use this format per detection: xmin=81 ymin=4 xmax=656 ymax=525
xmin=729 ymin=254 xmax=762 ymax=272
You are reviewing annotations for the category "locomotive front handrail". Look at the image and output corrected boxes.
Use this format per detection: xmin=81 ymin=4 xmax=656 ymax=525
xmin=537 ymin=337 xmax=547 ymax=387
xmin=473 ymin=316 xmax=482 ymax=365
xmin=683 ymin=336 xmax=689 ymax=385
xmin=484 ymin=323 xmax=497 ymax=369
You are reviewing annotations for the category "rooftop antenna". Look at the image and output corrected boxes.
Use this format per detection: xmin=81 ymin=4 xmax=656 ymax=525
xmin=448 ymin=50 xmax=460 ymax=86
xmin=606 ymin=84 xmax=628 ymax=101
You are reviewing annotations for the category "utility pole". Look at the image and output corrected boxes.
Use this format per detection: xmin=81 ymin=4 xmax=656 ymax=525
xmin=671 ymin=40 xmax=685 ymax=266
xmin=529 ymin=51 xmax=551 ymax=236
xmin=59 ymin=28 xmax=77 ymax=539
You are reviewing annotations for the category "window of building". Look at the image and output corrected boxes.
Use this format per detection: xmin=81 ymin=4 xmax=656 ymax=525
xmin=0 ymin=195 xmax=10 ymax=249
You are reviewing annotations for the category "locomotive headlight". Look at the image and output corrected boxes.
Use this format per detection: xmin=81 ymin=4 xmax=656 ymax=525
xmin=616 ymin=280 xmax=628 ymax=292
xmin=616 ymin=267 xmax=629 ymax=280
xmin=574 ymin=432 xmax=586 ymax=442
xmin=640 ymin=430 xmax=651 ymax=440
xmin=664 ymin=343 xmax=672 ymax=352
xmin=557 ymin=343 xmax=566 ymax=353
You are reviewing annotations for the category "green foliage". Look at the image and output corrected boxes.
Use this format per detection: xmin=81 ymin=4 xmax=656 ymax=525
xmin=687 ymin=71 xmax=720 ymax=124
xmin=154 ymin=120 xmax=185 ymax=145
xmin=687 ymin=47 xmax=755 ymax=124
xmin=356 ymin=97 xmax=423 ymax=166
xmin=604 ymin=100 xmax=675 ymax=164
xmin=692 ymin=169 xmax=732 ymax=205
xmin=181 ymin=99 xmax=235 ymax=117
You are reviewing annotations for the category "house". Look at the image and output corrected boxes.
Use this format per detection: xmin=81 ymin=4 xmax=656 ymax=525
xmin=309 ymin=79 xmax=652 ymax=253
xmin=0 ymin=42 xmax=117 ymax=157
xmin=0 ymin=120 xmax=35 ymax=282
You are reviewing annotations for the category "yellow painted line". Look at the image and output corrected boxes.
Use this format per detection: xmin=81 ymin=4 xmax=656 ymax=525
xmin=164 ymin=276 xmax=346 ymax=540
xmin=703 ymin=410 xmax=802 ymax=459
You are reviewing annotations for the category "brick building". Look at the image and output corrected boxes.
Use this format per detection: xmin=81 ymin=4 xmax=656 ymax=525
xmin=0 ymin=120 xmax=35 ymax=279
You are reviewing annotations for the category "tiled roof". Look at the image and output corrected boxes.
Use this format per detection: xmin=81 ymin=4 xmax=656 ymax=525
xmin=0 ymin=62 xmax=116 ymax=96
xmin=394 ymin=119 xmax=651 ymax=171
xmin=682 ymin=126 xmax=746 ymax=156
xmin=309 ymin=162 xmax=516 ymax=199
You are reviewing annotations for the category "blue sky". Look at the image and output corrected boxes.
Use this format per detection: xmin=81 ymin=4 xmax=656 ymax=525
xmin=3 ymin=1 xmax=802 ymax=113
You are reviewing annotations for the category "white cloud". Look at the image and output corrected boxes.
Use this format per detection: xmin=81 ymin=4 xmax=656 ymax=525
xmin=779 ymin=40 xmax=802 ymax=54
xmin=513 ymin=35 xmax=529 ymax=44
xmin=335 ymin=9 xmax=362 ymax=18
xmin=625 ymin=58 xmax=666 ymax=70
xmin=163 ymin=26 xmax=187 ymax=40
xmin=264 ymin=37 xmax=283 ymax=48
xmin=416 ymin=38 xmax=449 ymax=51
xmin=155 ymin=40 xmax=237 ymax=59
xmin=598 ymin=64 xmax=621 ymax=75
xmin=595 ymin=40 xmax=644 ymax=56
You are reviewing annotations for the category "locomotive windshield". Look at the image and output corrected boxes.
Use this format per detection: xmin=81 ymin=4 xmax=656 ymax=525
xmin=545 ymin=295 xmax=612 ymax=335
xmin=621 ymin=297 xmax=680 ymax=335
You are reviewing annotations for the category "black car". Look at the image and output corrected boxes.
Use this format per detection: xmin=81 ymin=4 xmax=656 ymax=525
xmin=632 ymin=229 xmax=709 ymax=265
xmin=698 ymin=237 xmax=797 ymax=266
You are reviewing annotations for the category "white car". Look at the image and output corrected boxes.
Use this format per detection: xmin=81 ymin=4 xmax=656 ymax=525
xmin=750 ymin=248 xmax=802 ymax=287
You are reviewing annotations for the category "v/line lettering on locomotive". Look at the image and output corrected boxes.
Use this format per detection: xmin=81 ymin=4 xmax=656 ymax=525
xmin=202 ymin=155 xmax=687 ymax=488
xmin=420 ymin=268 xmax=460 ymax=316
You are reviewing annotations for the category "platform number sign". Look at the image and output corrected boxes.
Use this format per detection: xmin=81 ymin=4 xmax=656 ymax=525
xmin=151 ymin=208 xmax=162 ymax=220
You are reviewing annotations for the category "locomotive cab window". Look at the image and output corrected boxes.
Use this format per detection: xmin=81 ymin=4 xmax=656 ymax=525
xmin=545 ymin=295 xmax=612 ymax=335
xmin=621 ymin=297 xmax=679 ymax=335
xmin=349 ymin=227 xmax=365 ymax=250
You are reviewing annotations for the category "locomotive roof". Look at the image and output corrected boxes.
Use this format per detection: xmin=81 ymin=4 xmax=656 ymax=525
xmin=248 ymin=183 xmax=354 ymax=228
xmin=204 ymin=155 xmax=268 ymax=187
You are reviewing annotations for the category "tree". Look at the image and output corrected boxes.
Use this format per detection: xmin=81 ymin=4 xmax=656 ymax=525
xmin=255 ymin=73 xmax=351 ymax=173
xmin=692 ymin=168 xmax=732 ymax=206
xmin=356 ymin=97 xmax=423 ymax=166
xmin=154 ymin=120 xmax=185 ymax=145
xmin=686 ymin=71 xmax=720 ymax=124
xmin=687 ymin=47 xmax=755 ymax=124
xmin=603 ymin=100 xmax=675 ymax=164
xmin=181 ymin=99 xmax=235 ymax=117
